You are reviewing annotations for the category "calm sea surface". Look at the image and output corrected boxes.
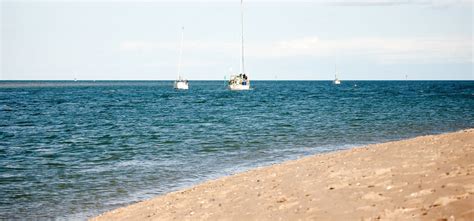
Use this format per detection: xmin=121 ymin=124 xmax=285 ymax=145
xmin=1 ymin=80 xmax=473 ymax=219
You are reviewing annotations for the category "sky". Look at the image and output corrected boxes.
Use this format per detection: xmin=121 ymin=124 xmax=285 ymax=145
xmin=1 ymin=0 xmax=473 ymax=80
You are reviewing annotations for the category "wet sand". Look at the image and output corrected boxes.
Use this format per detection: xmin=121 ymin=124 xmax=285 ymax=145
xmin=92 ymin=129 xmax=474 ymax=221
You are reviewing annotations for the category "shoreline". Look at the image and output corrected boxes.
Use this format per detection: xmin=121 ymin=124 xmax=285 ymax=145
xmin=92 ymin=129 xmax=474 ymax=220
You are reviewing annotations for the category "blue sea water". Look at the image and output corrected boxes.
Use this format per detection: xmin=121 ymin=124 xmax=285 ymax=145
xmin=0 ymin=80 xmax=473 ymax=220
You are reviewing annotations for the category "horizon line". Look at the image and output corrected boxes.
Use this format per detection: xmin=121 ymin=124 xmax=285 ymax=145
xmin=1 ymin=79 xmax=473 ymax=81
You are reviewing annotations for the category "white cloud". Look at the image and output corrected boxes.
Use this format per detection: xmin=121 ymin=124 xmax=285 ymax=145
xmin=325 ymin=0 xmax=473 ymax=7
xmin=119 ymin=40 xmax=236 ymax=53
xmin=247 ymin=36 xmax=472 ymax=64
xmin=10 ymin=0 xmax=473 ymax=5
xmin=119 ymin=41 xmax=157 ymax=51
xmin=119 ymin=35 xmax=472 ymax=65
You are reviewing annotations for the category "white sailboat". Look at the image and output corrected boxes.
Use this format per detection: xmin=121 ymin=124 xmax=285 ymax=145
xmin=174 ymin=27 xmax=189 ymax=90
xmin=228 ymin=0 xmax=250 ymax=90
xmin=333 ymin=65 xmax=341 ymax=85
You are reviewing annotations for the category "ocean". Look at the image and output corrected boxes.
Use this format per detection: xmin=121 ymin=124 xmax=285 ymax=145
xmin=0 ymin=80 xmax=473 ymax=219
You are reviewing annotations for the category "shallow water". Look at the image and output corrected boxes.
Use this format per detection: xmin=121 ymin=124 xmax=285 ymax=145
xmin=0 ymin=80 xmax=473 ymax=219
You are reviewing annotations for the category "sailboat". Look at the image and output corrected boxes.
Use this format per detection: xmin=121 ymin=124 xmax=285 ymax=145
xmin=333 ymin=65 xmax=341 ymax=85
xmin=174 ymin=27 xmax=189 ymax=90
xmin=228 ymin=0 xmax=250 ymax=90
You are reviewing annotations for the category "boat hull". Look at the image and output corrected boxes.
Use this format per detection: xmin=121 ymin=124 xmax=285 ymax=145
xmin=228 ymin=84 xmax=250 ymax=90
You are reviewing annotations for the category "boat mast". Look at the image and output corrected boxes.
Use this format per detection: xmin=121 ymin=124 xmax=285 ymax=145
xmin=240 ymin=0 xmax=245 ymax=74
xmin=177 ymin=26 xmax=184 ymax=80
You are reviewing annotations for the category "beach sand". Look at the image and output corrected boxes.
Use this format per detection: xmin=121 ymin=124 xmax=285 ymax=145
xmin=92 ymin=129 xmax=474 ymax=221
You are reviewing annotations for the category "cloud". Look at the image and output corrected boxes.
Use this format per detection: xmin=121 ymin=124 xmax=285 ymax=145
xmin=119 ymin=35 xmax=472 ymax=65
xmin=10 ymin=0 xmax=472 ymax=5
xmin=119 ymin=41 xmax=157 ymax=51
xmin=328 ymin=0 xmax=413 ymax=6
xmin=324 ymin=0 xmax=473 ymax=7
xmin=119 ymin=40 xmax=236 ymax=53
xmin=247 ymin=36 xmax=472 ymax=64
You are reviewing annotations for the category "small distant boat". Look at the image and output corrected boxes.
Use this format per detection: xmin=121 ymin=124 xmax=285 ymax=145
xmin=228 ymin=0 xmax=250 ymax=90
xmin=333 ymin=65 xmax=341 ymax=85
xmin=174 ymin=77 xmax=188 ymax=90
xmin=174 ymin=27 xmax=189 ymax=90
xmin=334 ymin=75 xmax=341 ymax=85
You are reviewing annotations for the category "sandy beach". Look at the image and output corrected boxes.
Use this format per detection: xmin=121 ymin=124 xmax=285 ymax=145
xmin=92 ymin=129 xmax=474 ymax=221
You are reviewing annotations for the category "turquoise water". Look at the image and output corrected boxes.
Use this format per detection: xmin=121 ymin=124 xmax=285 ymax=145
xmin=1 ymin=80 xmax=473 ymax=219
